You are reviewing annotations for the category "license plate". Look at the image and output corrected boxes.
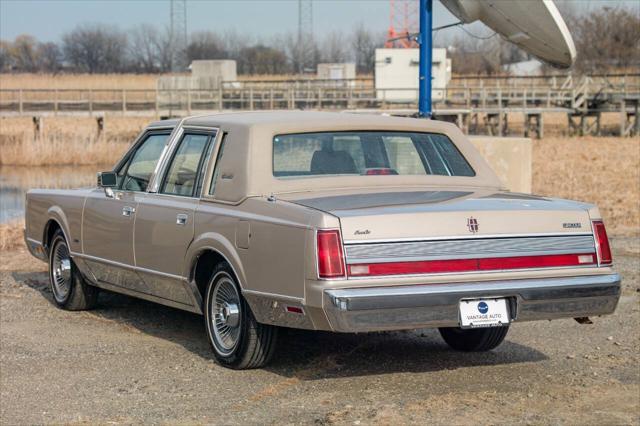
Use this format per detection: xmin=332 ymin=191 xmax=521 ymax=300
xmin=459 ymin=298 xmax=510 ymax=328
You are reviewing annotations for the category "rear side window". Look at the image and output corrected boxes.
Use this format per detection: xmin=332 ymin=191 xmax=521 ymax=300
xmin=161 ymin=133 xmax=211 ymax=197
xmin=273 ymin=131 xmax=475 ymax=178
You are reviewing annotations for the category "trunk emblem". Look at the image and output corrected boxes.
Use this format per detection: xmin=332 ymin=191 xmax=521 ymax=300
xmin=467 ymin=217 xmax=479 ymax=233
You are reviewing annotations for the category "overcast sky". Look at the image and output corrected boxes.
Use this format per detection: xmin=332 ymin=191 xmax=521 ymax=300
xmin=1 ymin=0 xmax=638 ymax=43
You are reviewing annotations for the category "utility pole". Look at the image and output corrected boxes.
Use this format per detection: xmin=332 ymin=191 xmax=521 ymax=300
xmin=170 ymin=0 xmax=188 ymax=72
xmin=297 ymin=0 xmax=313 ymax=74
xmin=418 ymin=0 xmax=433 ymax=117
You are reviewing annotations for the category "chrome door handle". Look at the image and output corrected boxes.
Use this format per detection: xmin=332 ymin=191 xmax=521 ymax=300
xmin=176 ymin=214 xmax=188 ymax=225
xmin=122 ymin=206 xmax=136 ymax=217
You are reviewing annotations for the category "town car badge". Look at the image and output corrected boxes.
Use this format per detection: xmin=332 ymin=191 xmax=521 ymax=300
xmin=467 ymin=217 xmax=479 ymax=233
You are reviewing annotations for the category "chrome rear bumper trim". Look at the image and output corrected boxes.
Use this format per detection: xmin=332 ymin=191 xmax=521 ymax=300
xmin=323 ymin=273 xmax=621 ymax=332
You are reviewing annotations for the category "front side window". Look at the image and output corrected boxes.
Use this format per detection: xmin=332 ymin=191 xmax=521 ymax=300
xmin=119 ymin=133 xmax=169 ymax=191
xmin=161 ymin=133 xmax=211 ymax=197
xmin=273 ymin=131 xmax=475 ymax=178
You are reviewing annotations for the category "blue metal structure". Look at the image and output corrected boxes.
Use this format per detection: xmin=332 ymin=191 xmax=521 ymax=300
xmin=418 ymin=0 xmax=433 ymax=118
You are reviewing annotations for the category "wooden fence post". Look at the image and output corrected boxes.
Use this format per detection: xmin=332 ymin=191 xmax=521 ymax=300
xmin=33 ymin=116 xmax=43 ymax=140
xmin=96 ymin=116 xmax=105 ymax=140
xmin=155 ymin=87 xmax=159 ymax=118
xmin=19 ymin=89 xmax=23 ymax=114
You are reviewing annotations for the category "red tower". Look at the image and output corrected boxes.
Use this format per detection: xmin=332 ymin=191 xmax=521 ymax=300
xmin=385 ymin=0 xmax=419 ymax=48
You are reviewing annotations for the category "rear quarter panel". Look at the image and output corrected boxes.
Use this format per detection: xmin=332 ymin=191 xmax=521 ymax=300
xmin=192 ymin=197 xmax=334 ymax=300
xmin=26 ymin=189 xmax=89 ymax=253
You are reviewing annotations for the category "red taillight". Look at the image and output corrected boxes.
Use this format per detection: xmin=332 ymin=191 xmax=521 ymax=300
xmin=317 ymin=230 xmax=345 ymax=279
xmin=592 ymin=220 xmax=612 ymax=265
xmin=348 ymin=253 xmax=596 ymax=277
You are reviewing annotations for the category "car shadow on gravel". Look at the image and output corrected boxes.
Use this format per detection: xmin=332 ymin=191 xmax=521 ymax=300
xmin=266 ymin=328 xmax=548 ymax=380
xmin=12 ymin=271 xmax=548 ymax=379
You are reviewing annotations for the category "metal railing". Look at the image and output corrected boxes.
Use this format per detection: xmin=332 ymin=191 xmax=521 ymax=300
xmin=0 ymin=79 xmax=638 ymax=116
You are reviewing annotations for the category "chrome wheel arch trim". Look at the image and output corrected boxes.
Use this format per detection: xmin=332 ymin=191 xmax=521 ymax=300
xmin=185 ymin=232 xmax=248 ymax=291
xmin=43 ymin=208 xmax=72 ymax=252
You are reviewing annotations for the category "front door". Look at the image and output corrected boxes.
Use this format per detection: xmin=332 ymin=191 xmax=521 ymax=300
xmin=134 ymin=132 xmax=215 ymax=306
xmin=82 ymin=131 xmax=170 ymax=289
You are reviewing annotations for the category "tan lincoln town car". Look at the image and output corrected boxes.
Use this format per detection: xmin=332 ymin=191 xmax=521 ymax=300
xmin=24 ymin=111 xmax=620 ymax=369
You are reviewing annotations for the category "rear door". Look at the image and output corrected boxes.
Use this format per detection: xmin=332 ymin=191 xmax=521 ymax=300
xmin=133 ymin=130 xmax=217 ymax=306
xmin=82 ymin=131 xmax=171 ymax=288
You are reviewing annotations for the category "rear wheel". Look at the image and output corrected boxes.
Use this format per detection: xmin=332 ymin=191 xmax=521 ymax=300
xmin=48 ymin=229 xmax=98 ymax=310
xmin=439 ymin=326 xmax=509 ymax=352
xmin=204 ymin=262 xmax=278 ymax=369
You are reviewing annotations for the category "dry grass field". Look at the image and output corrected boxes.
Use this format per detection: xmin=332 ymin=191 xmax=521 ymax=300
xmin=0 ymin=73 xmax=161 ymax=90
xmin=0 ymin=73 xmax=368 ymax=89
xmin=532 ymin=136 xmax=639 ymax=236
xmin=0 ymin=220 xmax=23 ymax=251
xmin=0 ymin=116 xmax=147 ymax=166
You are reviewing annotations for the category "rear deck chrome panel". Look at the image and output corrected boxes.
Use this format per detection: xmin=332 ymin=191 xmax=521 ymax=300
xmin=344 ymin=234 xmax=596 ymax=264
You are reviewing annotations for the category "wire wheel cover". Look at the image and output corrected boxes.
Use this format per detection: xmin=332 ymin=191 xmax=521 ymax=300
xmin=51 ymin=240 xmax=72 ymax=303
xmin=210 ymin=276 xmax=242 ymax=355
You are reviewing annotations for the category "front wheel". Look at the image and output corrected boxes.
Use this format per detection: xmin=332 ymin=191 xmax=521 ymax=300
xmin=48 ymin=229 xmax=98 ymax=310
xmin=204 ymin=262 xmax=278 ymax=369
xmin=439 ymin=326 xmax=509 ymax=352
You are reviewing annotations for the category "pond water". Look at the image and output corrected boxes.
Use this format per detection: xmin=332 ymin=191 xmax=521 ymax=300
xmin=0 ymin=166 xmax=99 ymax=223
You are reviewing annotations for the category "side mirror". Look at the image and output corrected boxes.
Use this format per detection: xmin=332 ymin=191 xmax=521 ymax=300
xmin=97 ymin=171 xmax=117 ymax=198
xmin=97 ymin=171 xmax=117 ymax=188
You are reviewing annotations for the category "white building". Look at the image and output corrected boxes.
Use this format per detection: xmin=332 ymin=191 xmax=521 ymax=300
xmin=317 ymin=63 xmax=356 ymax=81
xmin=374 ymin=48 xmax=451 ymax=103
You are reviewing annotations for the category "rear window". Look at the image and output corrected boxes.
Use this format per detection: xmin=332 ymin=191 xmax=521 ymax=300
xmin=273 ymin=131 xmax=475 ymax=178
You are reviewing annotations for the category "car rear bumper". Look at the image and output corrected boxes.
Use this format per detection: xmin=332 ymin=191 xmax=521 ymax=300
xmin=323 ymin=273 xmax=621 ymax=332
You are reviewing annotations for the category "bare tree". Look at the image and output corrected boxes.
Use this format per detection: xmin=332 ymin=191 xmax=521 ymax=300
xmin=237 ymin=45 xmax=289 ymax=75
xmin=186 ymin=31 xmax=226 ymax=62
xmin=448 ymin=34 xmax=502 ymax=75
xmin=130 ymin=24 xmax=161 ymax=72
xmin=62 ymin=24 xmax=128 ymax=73
xmin=0 ymin=40 xmax=15 ymax=72
xmin=321 ymin=31 xmax=348 ymax=63
xmin=569 ymin=6 xmax=640 ymax=72
xmin=37 ymin=42 xmax=62 ymax=73
xmin=11 ymin=35 xmax=40 ymax=72
xmin=221 ymin=29 xmax=251 ymax=61
xmin=155 ymin=26 xmax=174 ymax=73
xmin=352 ymin=24 xmax=383 ymax=74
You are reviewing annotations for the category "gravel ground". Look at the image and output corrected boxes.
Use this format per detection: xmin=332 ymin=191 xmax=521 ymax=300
xmin=1 ymin=237 xmax=638 ymax=425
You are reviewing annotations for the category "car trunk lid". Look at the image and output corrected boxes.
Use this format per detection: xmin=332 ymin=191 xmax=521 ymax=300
xmin=281 ymin=188 xmax=597 ymax=276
